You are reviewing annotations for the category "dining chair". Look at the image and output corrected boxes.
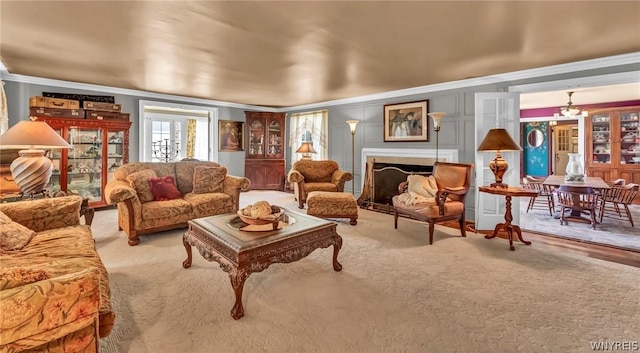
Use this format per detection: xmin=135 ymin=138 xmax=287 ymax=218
xmin=556 ymin=185 xmax=599 ymax=229
xmin=599 ymin=183 xmax=639 ymax=227
xmin=521 ymin=175 xmax=555 ymax=216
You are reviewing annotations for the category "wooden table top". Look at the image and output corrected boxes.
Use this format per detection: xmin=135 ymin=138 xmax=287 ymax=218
xmin=542 ymin=175 xmax=609 ymax=189
xmin=188 ymin=207 xmax=336 ymax=252
xmin=479 ymin=186 xmax=539 ymax=197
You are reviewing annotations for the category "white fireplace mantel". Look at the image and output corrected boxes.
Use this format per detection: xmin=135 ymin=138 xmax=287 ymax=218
xmin=360 ymin=148 xmax=459 ymax=179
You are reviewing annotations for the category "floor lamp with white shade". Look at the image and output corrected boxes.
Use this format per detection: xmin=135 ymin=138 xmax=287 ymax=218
xmin=427 ymin=112 xmax=446 ymax=162
xmin=346 ymin=120 xmax=359 ymax=195
xmin=0 ymin=117 xmax=71 ymax=196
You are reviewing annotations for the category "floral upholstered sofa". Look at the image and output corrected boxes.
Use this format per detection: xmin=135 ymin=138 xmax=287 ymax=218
xmin=105 ymin=161 xmax=251 ymax=246
xmin=0 ymin=195 xmax=114 ymax=353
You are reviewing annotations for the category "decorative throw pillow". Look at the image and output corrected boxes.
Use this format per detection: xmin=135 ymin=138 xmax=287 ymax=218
xmin=192 ymin=166 xmax=227 ymax=194
xmin=149 ymin=176 xmax=182 ymax=201
xmin=125 ymin=169 xmax=158 ymax=203
xmin=0 ymin=211 xmax=37 ymax=251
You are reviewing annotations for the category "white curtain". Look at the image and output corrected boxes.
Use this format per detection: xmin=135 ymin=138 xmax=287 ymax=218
xmin=0 ymin=80 xmax=8 ymax=134
xmin=289 ymin=110 xmax=328 ymax=164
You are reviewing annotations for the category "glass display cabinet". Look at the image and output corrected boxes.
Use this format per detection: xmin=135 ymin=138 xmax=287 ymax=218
xmin=35 ymin=116 xmax=132 ymax=208
xmin=585 ymin=106 xmax=640 ymax=199
xmin=244 ymin=111 xmax=286 ymax=190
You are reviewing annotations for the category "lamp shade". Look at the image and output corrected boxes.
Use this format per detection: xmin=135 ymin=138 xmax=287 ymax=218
xmin=0 ymin=119 xmax=71 ymax=149
xmin=346 ymin=120 xmax=359 ymax=134
xmin=296 ymin=142 xmax=317 ymax=154
xmin=427 ymin=112 xmax=446 ymax=129
xmin=477 ymin=128 xmax=521 ymax=188
xmin=477 ymin=128 xmax=522 ymax=152
xmin=0 ymin=118 xmax=71 ymax=195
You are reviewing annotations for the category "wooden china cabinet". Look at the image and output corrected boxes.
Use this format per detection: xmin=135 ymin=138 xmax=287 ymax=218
xmin=35 ymin=116 xmax=132 ymax=208
xmin=585 ymin=105 xmax=640 ymax=196
xmin=244 ymin=111 xmax=286 ymax=190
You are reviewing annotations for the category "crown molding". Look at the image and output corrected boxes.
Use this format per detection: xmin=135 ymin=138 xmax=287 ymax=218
xmin=0 ymin=72 xmax=278 ymax=112
xmin=283 ymin=52 xmax=640 ymax=112
xmin=1 ymin=52 xmax=638 ymax=113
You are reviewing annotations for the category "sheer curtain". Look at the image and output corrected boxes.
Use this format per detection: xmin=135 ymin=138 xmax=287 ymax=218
xmin=0 ymin=80 xmax=8 ymax=134
xmin=289 ymin=110 xmax=328 ymax=164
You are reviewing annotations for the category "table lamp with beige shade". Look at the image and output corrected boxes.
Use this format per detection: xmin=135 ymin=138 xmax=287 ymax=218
xmin=0 ymin=117 xmax=71 ymax=196
xmin=296 ymin=141 xmax=317 ymax=160
xmin=477 ymin=128 xmax=522 ymax=189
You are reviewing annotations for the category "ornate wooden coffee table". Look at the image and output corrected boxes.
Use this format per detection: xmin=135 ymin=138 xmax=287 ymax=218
xmin=182 ymin=208 xmax=343 ymax=320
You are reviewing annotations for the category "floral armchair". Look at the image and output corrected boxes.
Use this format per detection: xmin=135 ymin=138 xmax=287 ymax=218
xmin=287 ymin=159 xmax=353 ymax=208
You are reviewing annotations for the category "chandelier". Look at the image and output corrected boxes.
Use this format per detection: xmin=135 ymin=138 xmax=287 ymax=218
xmin=556 ymin=91 xmax=587 ymax=118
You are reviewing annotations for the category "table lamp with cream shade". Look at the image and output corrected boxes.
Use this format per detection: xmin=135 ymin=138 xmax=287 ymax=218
xmin=295 ymin=141 xmax=317 ymax=160
xmin=0 ymin=117 xmax=71 ymax=196
xmin=477 ymin=128 xmax=522 ymax=189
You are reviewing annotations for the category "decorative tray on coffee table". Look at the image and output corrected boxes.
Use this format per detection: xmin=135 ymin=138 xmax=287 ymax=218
xmin=227 ymin=205 xmax=296 ymax=232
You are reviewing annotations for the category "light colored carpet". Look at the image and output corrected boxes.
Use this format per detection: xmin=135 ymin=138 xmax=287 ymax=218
xmin=93 ymin=191 xmax=640 ymax=353
xmin=519 ymin=199 xmax=640 ymax=251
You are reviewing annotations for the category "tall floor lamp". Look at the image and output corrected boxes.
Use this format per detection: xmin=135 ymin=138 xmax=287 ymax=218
xmin=427 ymin=112 xmax=446 ymax=162
xmin=346 ymin=120 xmax=359 ymax=195
xmin=0 ymin=117 xmax=71 ymax=196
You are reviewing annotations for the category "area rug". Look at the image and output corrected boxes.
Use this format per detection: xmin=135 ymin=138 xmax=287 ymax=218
xmin=519 ymin=199 xmax=640 ymax=252
xmin=93 ymin=191 xmax=639 ymax=353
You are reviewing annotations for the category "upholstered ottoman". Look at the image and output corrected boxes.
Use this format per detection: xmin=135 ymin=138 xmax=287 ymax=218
xmin=306 ymin=191 xmax=358 ymax=225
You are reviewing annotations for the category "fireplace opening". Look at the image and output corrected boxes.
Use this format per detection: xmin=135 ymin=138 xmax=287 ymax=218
xmin=359 ymin=161 xmax=433 ymax=212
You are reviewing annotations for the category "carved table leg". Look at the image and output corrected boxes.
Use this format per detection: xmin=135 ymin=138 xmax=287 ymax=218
xmin=332 ymin=235 xmax=343 ymax=272
xmin=182 ymin=235 xmax=193 ymax=269
xmin=513 ymin=225 xmax=531 ymax=247
xmin=229 ymin=269 xmax=249 ymax=320
xmin=484 ymin=195 xmax=530 ymax=251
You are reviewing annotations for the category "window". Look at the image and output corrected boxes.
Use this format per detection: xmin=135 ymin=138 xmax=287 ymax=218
xmin=140 ymin=101 xmax=217 ymax=162
xmin=289 ymin=110 xmax=328 ymax=164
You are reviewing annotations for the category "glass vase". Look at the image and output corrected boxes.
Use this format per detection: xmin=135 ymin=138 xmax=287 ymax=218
xmin=564 ymin=153 xmax=584 ymax=182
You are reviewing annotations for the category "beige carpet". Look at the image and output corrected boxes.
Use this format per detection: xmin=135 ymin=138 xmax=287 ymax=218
xmin=93 ymin=191 xmax=639 ymax=353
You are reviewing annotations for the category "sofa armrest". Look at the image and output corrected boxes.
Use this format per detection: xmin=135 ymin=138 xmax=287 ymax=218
xmin=0 ymin=196 xmax=82 ymax=232
xmin=105 ymin=179 xmax=137 ymax=204
xmin=223 ymin=175 xmax=251 ymax=211
xmin=0 ymin=268 xmax=101 ymax=351
xmin=332 ymin=169 xmax=353 ymax=184
xmin=287 ymin=170 xmax=304 ymax=183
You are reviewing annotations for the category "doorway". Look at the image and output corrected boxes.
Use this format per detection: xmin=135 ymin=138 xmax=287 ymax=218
xmin=552 ymin=123 xmax=578 ymax=175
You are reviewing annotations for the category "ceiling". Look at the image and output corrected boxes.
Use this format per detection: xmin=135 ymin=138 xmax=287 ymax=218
xmin=1 ymin=1 xmax=640 ymax=108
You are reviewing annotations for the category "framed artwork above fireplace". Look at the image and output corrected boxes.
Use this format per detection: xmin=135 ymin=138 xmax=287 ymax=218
xmin=383 ymin=100 xmax=429 ymax=142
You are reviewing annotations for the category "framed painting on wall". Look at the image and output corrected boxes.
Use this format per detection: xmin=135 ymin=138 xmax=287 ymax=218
xmin=383 ymin=100 xmax=429 ymax=142
xmin=218 ymin=120 xmax=244 ymax=152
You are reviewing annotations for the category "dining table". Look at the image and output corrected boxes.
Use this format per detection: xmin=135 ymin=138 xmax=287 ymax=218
xmin=543 ymin=175 xmax=609 ymax=221
xmin=542 ymin=175 xmax=610 ymax=189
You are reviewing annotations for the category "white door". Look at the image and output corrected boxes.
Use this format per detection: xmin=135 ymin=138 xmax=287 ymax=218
xmin=553 ymin=125 xmax=574 ymax=175
xmin=475 ymin=92 xmax=521 ymax=231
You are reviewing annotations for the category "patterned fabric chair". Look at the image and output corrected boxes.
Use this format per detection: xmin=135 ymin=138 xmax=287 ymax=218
xmin=0 ymin=196 xmax=114 ymax=352
xmin=287 ymin=160 xmax=353 ymax=209
xmin=392 ymin=162 xmax=474 ymax=244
